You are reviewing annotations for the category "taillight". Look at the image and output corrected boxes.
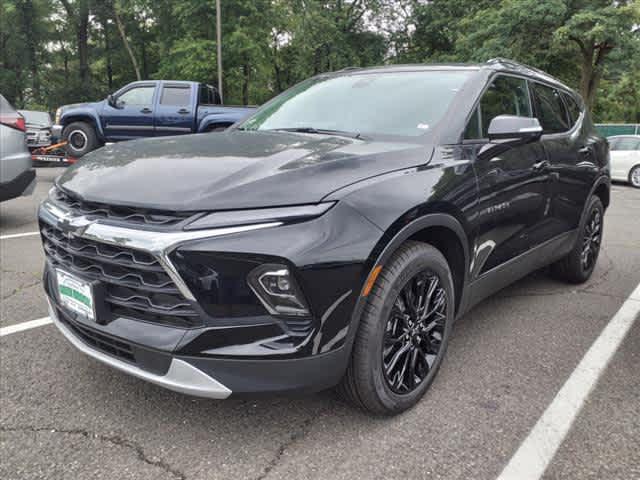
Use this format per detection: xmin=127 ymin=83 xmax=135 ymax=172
xmin=0 ymin=113 xmax=26 ymax=131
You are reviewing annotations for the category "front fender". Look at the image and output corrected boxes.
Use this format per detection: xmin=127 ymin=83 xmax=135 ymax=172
xmin=60 ymin=107 xmax=104 ymax=139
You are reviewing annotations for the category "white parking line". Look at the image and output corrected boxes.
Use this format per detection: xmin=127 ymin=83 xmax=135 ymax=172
xmin=497 ymin=282 xmax=640 ymax=480
xmin=0 ymin=231 xmax=40 ymax=240
xmin=0 ymin=317 xmax=52 ymax=337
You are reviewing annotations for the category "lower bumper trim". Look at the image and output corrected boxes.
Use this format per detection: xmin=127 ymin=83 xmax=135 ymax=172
xmin=48 ymin=299 xmax=232 ymax=399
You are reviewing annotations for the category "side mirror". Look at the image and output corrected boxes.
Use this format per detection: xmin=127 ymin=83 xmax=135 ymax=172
xmin=487 ymin=115 xmax=542 ymax=143
xmin=107 ymin=94 xmax=117 ymax=108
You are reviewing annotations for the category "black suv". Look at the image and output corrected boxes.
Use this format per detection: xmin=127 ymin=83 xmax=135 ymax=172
xmin=39 ymin=59 xmax=609 ymax=415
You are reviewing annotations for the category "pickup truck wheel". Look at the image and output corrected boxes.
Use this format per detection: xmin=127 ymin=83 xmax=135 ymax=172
xmin=63 ymin=122 xmax=98 ymax=158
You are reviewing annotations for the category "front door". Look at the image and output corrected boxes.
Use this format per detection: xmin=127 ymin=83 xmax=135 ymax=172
xmin=102 ymin=83 xmax=157 ymax=141
xmin=466 ymin=75 xmax=552 ymax=279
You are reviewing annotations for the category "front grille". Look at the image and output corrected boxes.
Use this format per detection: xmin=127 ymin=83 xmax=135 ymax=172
xmin=41 ymin=222 xmax=202 ymax=328
xmin=26 ymin=130 xmax=51 ymax=146
xmin=58 ymin=307 xmax=136 ymax=363
xmin=52 ymin=188 xmax=194 ymax=227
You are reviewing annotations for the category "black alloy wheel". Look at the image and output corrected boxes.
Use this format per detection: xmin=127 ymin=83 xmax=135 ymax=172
xmin=382 ymin=271 xmax=447 ymax=394
xmin=581 ymin=207 xmax=602 ymax=272
xmin=338 ymin=241 xmax=454 ymax=415
xmin=551 ymin=195 xmax=604 ymax=284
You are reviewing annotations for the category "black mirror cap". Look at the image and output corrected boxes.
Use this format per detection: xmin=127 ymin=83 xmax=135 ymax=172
xmin=488 ymin=115 xmax=543 ymax=142
xmin=107 ymin=94 xmax=116 ymax=107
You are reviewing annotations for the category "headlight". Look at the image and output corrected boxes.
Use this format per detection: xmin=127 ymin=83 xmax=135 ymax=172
xmin=247 ymin=264 xmax=310 ymax=317
xmin=184 ymin=202 xmax=335 ymax=231
xmin=55 ymin=108 xmax=61 ymax=124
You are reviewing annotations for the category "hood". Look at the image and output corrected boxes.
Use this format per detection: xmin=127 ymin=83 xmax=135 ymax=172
xmin=57 ymin=130 xmax=431 ymax=211
xmin=18 ymin=110 xmax=52 ymax=128
xmin=61 ymin=101 xmax=103 ymax=113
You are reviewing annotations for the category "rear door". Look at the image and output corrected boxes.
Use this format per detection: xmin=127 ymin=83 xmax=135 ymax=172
xmin=154 ymin=83 xmax=196 ymax=136
xmin=101 ymin=83 xmax=157 ymax=140
xmin=467 ymin=74 xmax=552 ymax=277
xmin=531 ymin=82 xmax=597 ymax=236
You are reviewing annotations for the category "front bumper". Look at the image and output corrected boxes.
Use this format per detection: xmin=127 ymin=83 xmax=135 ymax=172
xmin=48 ymin=297 xmax=232 ymax=399
xmin=51 ymin=124 xmax=63 ymax=142
xmin=47 ymin=292 xmax=349 ymax=396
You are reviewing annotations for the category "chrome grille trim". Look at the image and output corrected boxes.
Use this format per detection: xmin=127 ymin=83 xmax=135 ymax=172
xmin=41 ymin=199 xmax=282 ymax=302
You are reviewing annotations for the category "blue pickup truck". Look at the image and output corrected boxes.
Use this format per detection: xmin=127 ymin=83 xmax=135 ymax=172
xmin=53 ymin=80 xmax=255 ymax=157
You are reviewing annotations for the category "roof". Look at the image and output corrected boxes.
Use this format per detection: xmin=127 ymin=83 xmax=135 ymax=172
xmin=332 ymin=58 xmax=573 ymax=94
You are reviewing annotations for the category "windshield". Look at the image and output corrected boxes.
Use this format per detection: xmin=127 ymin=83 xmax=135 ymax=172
xmin=240 ymin=70 xmax=473 ymax=137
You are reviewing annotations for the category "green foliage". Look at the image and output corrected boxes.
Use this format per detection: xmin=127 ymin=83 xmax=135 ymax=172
xmin=0 ymin=0 xmax=637 ymax=122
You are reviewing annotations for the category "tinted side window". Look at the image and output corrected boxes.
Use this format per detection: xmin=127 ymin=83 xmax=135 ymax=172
xmin=562 ymin=92 xmax=582 ymax=125
xmin=160 ymin=86 xmax=191 ymax=106
xmin=198 ymin=85 xmax=210 ymax=104
xmin=464 ymin=75 xmax=531 ymax=139
xmin=532 ymin=83 xmax=570 ymax=133
xmin=464 ymin=108 xmax=482 ymax=140
xmin=118 ymin=86 xmax=155 ymax=106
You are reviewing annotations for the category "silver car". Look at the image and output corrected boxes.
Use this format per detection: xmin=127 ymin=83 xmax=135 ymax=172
xmin=1 ymin=94 xmax=35 ymax=202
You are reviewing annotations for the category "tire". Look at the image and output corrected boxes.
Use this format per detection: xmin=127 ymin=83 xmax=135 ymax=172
xmin=551 ymin=195 xmax=604 ymax=284
xmin=63 ymin=122 xmax=99 ymax=157
xmin=337 ymin=241 xmax=455 ymax=415
xmin=629 ymin=165 xmax=640 ymax=189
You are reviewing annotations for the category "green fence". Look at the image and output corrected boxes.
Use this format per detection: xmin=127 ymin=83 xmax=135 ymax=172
xmin=595 ymin=124 xmax=640 ymax=137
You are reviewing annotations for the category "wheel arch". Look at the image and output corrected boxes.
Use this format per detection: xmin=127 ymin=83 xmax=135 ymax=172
xmin=197 ymin=115 xmax=236 ymax=132
xmin=592 ymin=176 xmax=610 ymax=210
xmin=343 ymin=212 xmax=472 ymax=358
xmin=61 ymin=114 xmax=104 ymax=140
xmin=371 ymin=214 xmax=469 ymax=315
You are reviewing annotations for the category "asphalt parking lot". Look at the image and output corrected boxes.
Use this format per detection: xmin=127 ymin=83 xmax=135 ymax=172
xmin=1 ymin=167 xmax=639 ymax=480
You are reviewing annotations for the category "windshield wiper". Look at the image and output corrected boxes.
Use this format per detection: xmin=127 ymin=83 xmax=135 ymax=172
xmin=270 ymin=127 xmax=365 ymax=140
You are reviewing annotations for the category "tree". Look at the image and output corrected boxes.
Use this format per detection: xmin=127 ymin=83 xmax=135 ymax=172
xmin=59 ymin=0 xmax=91 ymax=96
xmin=449 ymin=0 xmax=639 ymax=109
xmin=112 ymin=0 xmax=141 ymax=80
xmin=555 ymin=0 xmax=640 ymax=108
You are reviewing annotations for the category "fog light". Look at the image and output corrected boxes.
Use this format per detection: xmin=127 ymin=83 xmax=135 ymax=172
xmin=248 ymin=264 xmax=310 ymax=316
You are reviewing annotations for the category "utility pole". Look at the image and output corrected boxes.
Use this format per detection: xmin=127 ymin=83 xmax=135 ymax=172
xmin=216 ymin=0 xmax=223 ymax=104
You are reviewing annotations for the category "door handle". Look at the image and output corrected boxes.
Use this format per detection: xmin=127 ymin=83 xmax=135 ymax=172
xmin=532 ymin=160 xmax=550 ymax=171
xmin=140 ymin=108 xmax=152 ymax=114
xmin=177 ymin=109 xmax=190 ymax=114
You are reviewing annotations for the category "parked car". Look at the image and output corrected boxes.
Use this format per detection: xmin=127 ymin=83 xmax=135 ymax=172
xmin=1 ymin=95 xmax=35 ymax=202
xmin=608 ymin=135 xmax=640 ymax=188
xmin=19 ymin=110 xmax=53 ymax=149
xmin=53 ymin=81 xmax=256 ymax=157
xmin=39 ymin=59 xmax=609 ymax=415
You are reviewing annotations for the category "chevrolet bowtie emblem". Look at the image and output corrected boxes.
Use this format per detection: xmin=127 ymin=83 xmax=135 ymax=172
xmin=45 ymin=201 xmax=94 ymax=238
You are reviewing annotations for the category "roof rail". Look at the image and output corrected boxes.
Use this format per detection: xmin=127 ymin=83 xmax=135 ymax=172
xmin=486 ymin=57 xmax=550 ymax=77
xmin=337 ymin=66 xmax=362 ymax=72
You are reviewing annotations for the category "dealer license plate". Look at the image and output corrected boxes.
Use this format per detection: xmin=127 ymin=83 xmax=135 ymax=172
xmin=56 ymin=269 xmax=95 ymax=321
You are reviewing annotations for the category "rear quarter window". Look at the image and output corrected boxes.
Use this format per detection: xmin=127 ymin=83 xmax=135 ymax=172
xmin=531 ymin=83 xmax=570 ymax=134
xmin=561 ymin=92 xmax=582 ymax=126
